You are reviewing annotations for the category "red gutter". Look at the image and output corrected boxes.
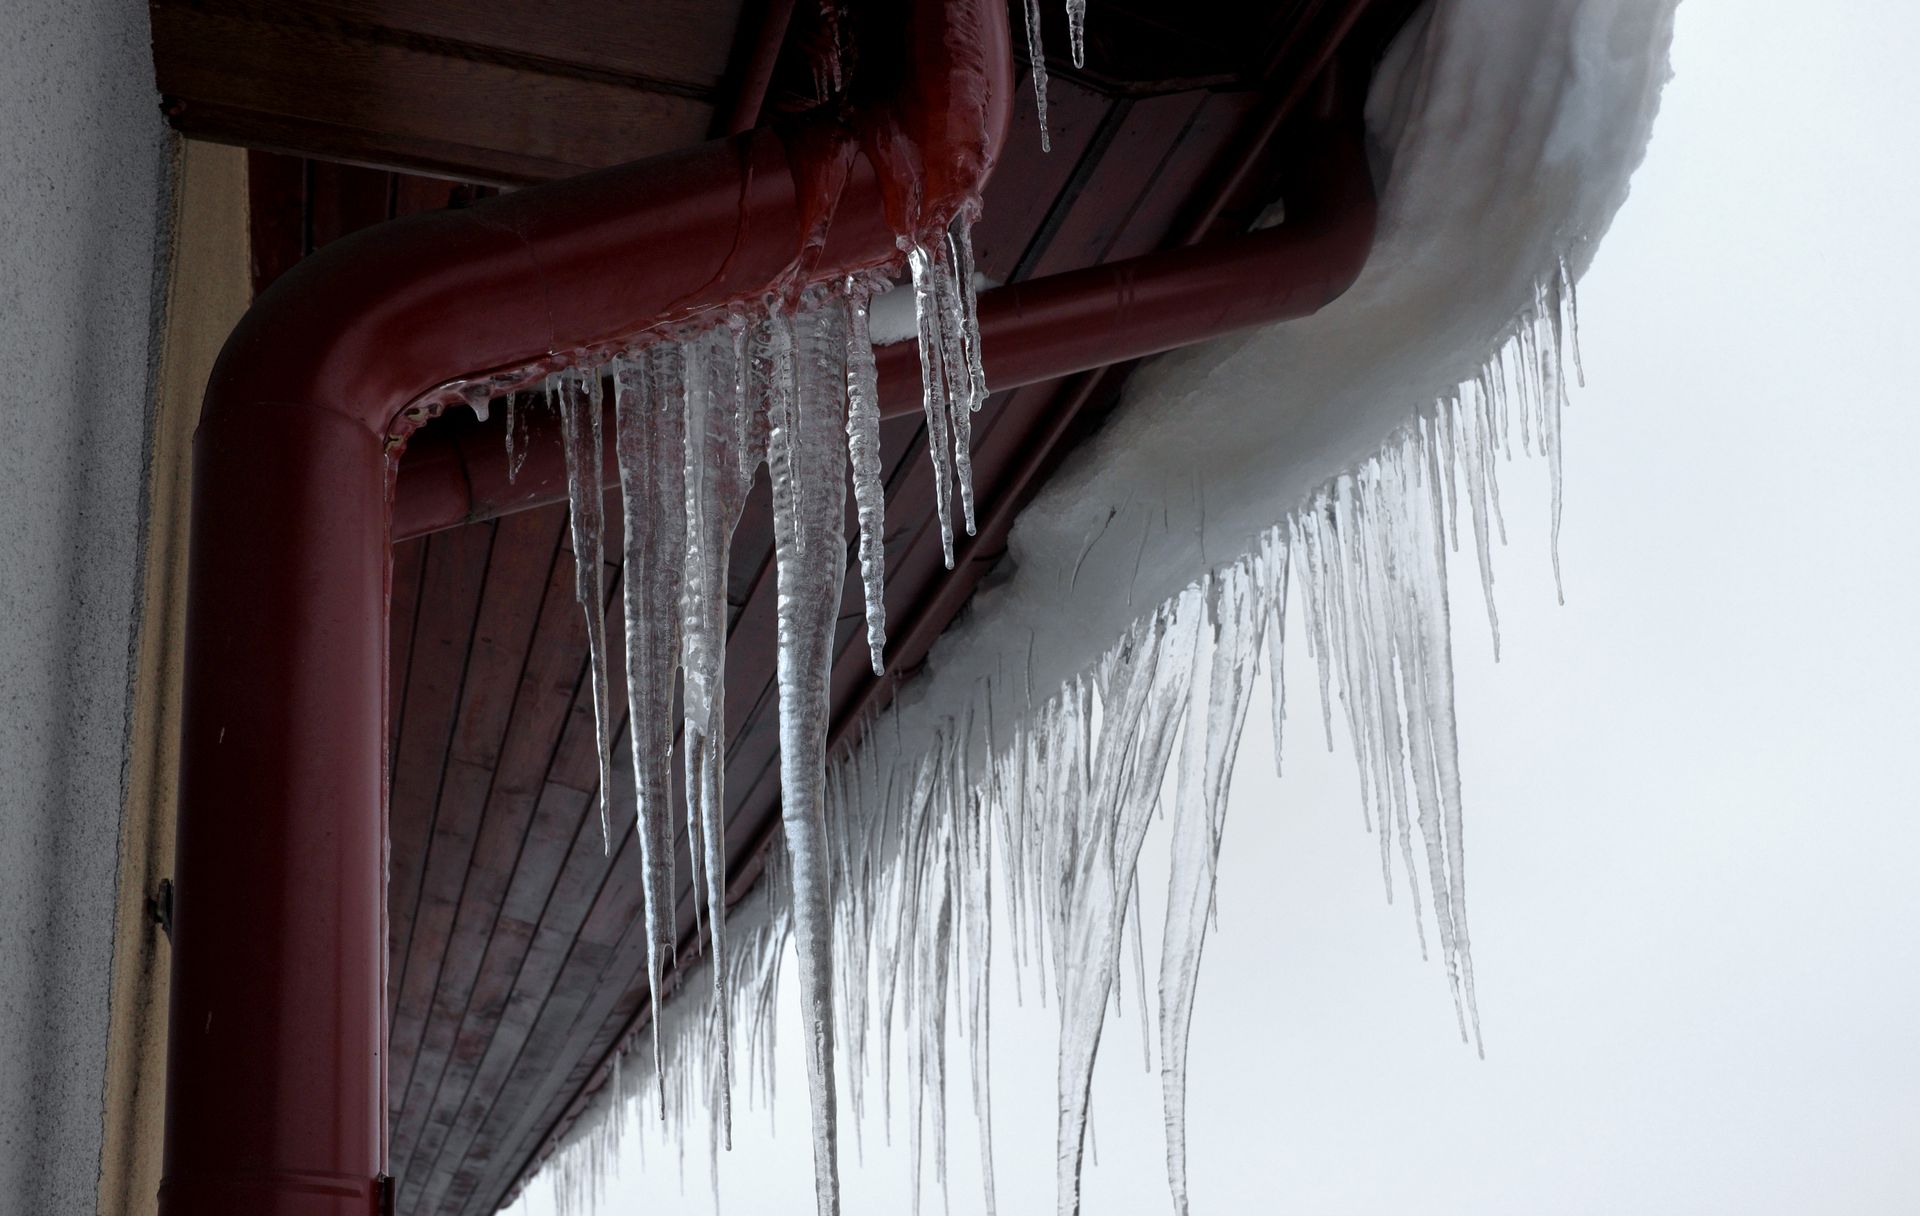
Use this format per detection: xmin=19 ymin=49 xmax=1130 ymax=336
xmin=159 ymin=4 xmax=1009 ymax=1214
xmin=390 ymin=111 xmax=1374 ymax=541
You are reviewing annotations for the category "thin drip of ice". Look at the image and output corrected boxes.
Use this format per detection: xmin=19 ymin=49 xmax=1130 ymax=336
xmin=845 ymin=287 xmax=890 ymax=675
xmin=931 ymin=244 xmax=978 ymax=536
xmin=505 ymin=392 xmax=529 ymax=483
xmin=948 ymin=217 xmax=989 ymax=414
xmin=907 ymin=228 xmax=988 ymax=559
xmin=1066 ymin=0 xmax=1087 ymax=69
xmin=557 ymin=368 xmax=617 ymax=853
xmin=1023 ymin=0 xmax=1052 ymax=152
xmin=907 ymin=244 xmax=957 ymax=567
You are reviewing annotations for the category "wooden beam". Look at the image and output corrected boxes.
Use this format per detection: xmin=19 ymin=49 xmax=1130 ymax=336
xmin=151 ymin=1 xmax=724 ymax=183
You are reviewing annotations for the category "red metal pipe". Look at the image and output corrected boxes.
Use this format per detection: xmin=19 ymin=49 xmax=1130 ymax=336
xmin=390 ymin=114 xmax=1374 ymax=541
xmin=718 ymin=0 xmax=800 ymax=138
xmin=160 ymin=4 xmax=1009 ymax=1214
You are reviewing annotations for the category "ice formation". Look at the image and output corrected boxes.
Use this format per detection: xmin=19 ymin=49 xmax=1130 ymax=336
xmin=523 ymin=233 xmax=990 ymax=1213
xmin=1023 ymin=0 xmax=1053 ymax=153
xmin=504 ymin=0 xmax=1678 ymax=1211
xmin=527 ymin=264 xmax=1587 ymax=1216
xmin=905 ymin=214 xmax=989 ymax=569
xmin=554 ymin=369 xmax=616 ymax=853
xmin=1015 ymin=0 xmax=1092 ymax=153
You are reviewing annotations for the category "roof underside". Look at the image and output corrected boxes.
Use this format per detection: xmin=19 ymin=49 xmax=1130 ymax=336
xmin=155 ymin=1 xmax=1418 ymax=1211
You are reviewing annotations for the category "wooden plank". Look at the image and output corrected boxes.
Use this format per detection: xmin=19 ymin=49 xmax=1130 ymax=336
xmin=386 ymin=508 xmax=563 ymax=1154
xmin=1026 ymin=90 xmax=1211 ymax=277
xmin=183 ymin=101 xmax=591 ymax=187
xmin=968 ymin=75 xmax=1110 ymax=282
xmin=386 ymin=523 xmax=495 ymax=1027
xmin=388 ymin=506 xmax=583 ymax=1181
xmin=187 ymin=0 xmax=749 ymax=93
xmin=395 ymin=569 xmax=631 ymax=1209
xmin=449 ymin=729 xmax=721 ymax=1211
xmin=406 ymin=787 xmax=626 ymax=1213
xmin=153 ymin=5 xmax=713 ymax=184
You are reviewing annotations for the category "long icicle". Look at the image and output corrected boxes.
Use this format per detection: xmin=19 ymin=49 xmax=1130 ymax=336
xmin=1055 ymin=600 xmax=1201 ymax=1216
xmin=845 ymin=284 xmax=889 ymax=674
xmin=680 ymin=328 xmax=762 ymax=1149
xmin=769 ymin=296 xmax=853 ymax=1216
xmin=1160 ymin=565 xmax=1260 ymax=1215
xmin=932 ymin=243 xmax=979 ymax=536
xmin=558 ymin=368 xmax=617 ymax=852
xmin=614 ymin=346 xmax=688 ymax=1115
xmin=1023 ymin=0 xmax=1052 ymax=152
xmin=907 ymin=244 xmax=957 ymax=567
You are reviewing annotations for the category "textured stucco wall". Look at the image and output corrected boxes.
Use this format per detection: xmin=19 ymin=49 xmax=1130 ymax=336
xmin=0 ymin=1 xmax=170 ymax=1208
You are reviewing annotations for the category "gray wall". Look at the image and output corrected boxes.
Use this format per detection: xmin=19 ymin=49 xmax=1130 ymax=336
xmin=0 ymin=0 xmax=171 ymax=1207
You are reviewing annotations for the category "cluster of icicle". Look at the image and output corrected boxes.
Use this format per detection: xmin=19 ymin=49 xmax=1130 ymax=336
xmin=525 ymin=261 xmax=1582 ymax=1216
xmin=502 ymin=214 xmax=991 ymax=1216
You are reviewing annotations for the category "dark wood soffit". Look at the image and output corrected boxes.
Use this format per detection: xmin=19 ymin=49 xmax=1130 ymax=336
xmin=150 ymin=0 xmax=744 ymax=185
xmin=153 ymin=0 xmax=1338 ymax=185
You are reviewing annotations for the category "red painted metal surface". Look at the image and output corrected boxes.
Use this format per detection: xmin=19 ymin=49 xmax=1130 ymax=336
xmin=160 ymin=3 xmax=1011 ymax=1212
xmin=389 ymin=114 xmax=1373 ymax=542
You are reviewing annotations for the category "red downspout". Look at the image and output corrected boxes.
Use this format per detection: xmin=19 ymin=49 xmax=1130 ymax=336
xmin=391 ymin=115 xmax=1375 ymax=540
xmin=158 ymin=4 xmax=1010 ymax=1215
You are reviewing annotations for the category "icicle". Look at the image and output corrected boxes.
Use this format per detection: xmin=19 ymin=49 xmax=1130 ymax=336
xmin=1263 ymin=535 xmax=1290 ymax=782
xmin=1023 ymin=0 xmax=1052 ymax=152
xmin=961 ymin=778 xmax=998 ymax=1216
xmin=769 ymin=297 xmax=853 ymax=1216
xmin=557 ymin=368 xmax=617 ymax=852
xmin=1540 ymin=279 xmax=1568 ymax=605
xmin=615 ymin=346 xmax=688 ymax=1117
xmin=947 ymin=216 xmax=989 ymax=414
xmin=1054 ymin=599 xmax=1201 ymax=1216
xmin=1065 ymin=0 xmax=1087 ymax=69
xmin=681 ymin=325 xmax=762 ymax=1149
xmin=505 ymin=391 xmax=531 ymax=483
xmin=1158 ymin=565 xmax=1260 ymax=1214
xmin=845 ymin=286 xmax=889 ymax=674
xmin=767 ymin=303 xmax=805 ymax=558
xmin=931 ymin=243 xmax=979 ymax=536
xmin=907 ymin=244 xmax=957 ymax=567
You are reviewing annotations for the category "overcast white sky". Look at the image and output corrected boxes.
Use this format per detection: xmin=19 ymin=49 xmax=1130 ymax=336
xmin=511 ymin=2 xmax=1920 ymax=1211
